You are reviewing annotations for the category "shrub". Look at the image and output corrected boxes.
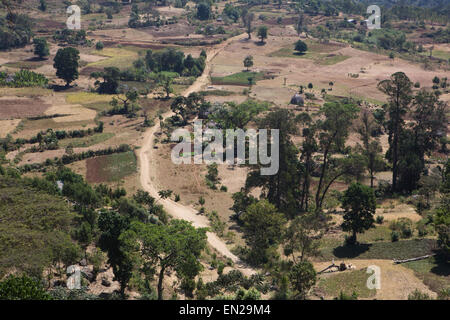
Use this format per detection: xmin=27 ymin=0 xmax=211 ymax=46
xmin=417 ymin=223 xmax=428 ymax=237
xmin=220 ymin=185 xmax=228 ymax=192
xmin=96 ymin=41 xmax=104 ymax=50
xmin=294 ymin=40 xmax=308 ymax=54
xmin=217 ymin=262 xmax=225 ymax=275
xmin=0 ymin=14 xmax=33 ymax=50
xmin=391 ymin=231 xmax=399 ymax=242
xmin=0 ymin=275 xmax=52 ymax=300
xmin=376 ymin=215 xmax=384 ymax=224
xmin=0 ymin=70 xmax=48 ymax=88
xmin=389 ymin=218 xmax=413 ymax=238
xmin=408 ymin=289 xmax=432 ymax=300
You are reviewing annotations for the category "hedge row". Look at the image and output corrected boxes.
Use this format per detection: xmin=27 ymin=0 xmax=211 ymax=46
xmin=19 ymin=144 xmax=132 ymax=173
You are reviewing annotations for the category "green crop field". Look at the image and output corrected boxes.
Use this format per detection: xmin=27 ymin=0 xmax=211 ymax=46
xmin=86 ymin=151 xmax=137 ymax=183
xmin=59 ymin=132 xmax=115 ymax=148
xmin=211 ymin=71 xmax=265 ymax=86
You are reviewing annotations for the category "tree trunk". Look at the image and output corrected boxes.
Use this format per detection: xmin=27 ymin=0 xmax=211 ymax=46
xmin=392 ymin=122 xmax=398 ymax=192
xmin=120 ymin=281 xmax=126 ymax=298
xmin=370 ymin=172 xmax=374 ymax=189
xmin=157 ymin=266 xmax=165 ymax=300
xmin=315 ymin=146 xmax=330 ymax=212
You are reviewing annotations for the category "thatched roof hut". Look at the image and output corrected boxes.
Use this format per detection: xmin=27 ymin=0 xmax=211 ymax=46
xmin=290 ymin=93 xmax=304 ymax=106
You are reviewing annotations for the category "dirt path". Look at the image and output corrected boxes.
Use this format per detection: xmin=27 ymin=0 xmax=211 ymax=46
xmin=138 ymin=33 xmax=256 ymax=276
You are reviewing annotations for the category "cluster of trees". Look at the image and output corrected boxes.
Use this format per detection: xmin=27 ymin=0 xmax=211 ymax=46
xmin=0 ymin=11 xmax=33 ymax=50
xmin=0 ymin=69 xmax=48 ymax=88
xmin=90 ymin=49 xmax=207 ymax=97
xmin=377 ymin=72 xmax=447 ymax=192
xmin=144 ymin=48 xmax=206 ymax=77
xmin=291 ymin=0 xmax=449 ymax=23
xmin=421 ymin=27 xmax=450 ymax=44
xmin=434 ymin=161 xmax=450 ymax=261
xmin=128 ymin=3 xmax=166 ymax=28
xmin=107 ymin=89 xmax=142 ymax=117
xmin=170 ymin=92 xmax=209 ymax=125
xmin=212 ymin=73 xmax=448 ymax=295
xmin=15 ymin=163 xmax=208 ymax=300
xmin=53 ymin=29 xmax=89 ymax=46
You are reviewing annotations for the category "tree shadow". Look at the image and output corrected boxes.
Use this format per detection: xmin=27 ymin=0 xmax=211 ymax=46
xmin=333 ymin=243 xmax=372 ymax=259
xmin=49 ymin=84 xmax=80 ymax=92
xmin=293 ymin=52 xmax=306 ymax=56
xmin=25 ymin=57 xmax=47 ymax=62
xmin=254 ymin=41 xmax=266 ymax=46
xmin=430 ymin=255 xmax=450 ymax=277
xmin=50 ymin=84 xmax=71 ymax=92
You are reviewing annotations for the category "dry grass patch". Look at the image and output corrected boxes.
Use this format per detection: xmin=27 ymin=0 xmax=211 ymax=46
xmin=86 ymin=47 xmax=139 ymax=69
xmin=317 ymin=268 xmax=376 ymax=299
xmin=0 ymin=119 xmax=21 ymax=137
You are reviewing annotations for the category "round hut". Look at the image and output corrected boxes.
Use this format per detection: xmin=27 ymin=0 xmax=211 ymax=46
xmin=290 ymin=93 xmax=304 ymax=109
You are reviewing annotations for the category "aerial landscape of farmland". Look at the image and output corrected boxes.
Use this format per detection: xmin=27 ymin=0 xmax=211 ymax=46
xmin=0 ymin=0 xmax=448 ymax=307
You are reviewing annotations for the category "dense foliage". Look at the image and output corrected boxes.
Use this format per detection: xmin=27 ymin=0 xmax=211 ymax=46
xmin=0 ymin=13 xmax=33 ymax=50
xmin=0 ymin=70 xmax=48 ymax=88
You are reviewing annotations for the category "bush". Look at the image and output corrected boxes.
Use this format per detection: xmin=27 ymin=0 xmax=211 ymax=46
xmin=0 ymin=70 xmax=48 ymax=88
xmin=376 ymin=215 xmax=384 ymax=224
xmin=0 ymin=275 xmax=52 ymax=300
xmin=390 ymin=218 xmax=413 ymax=239
xmin=375 ymin=180 xmax=392 ymax=198
xmin=417 ymin=222 xmax=429 ymax=237
xmin=294 ymin=40 xmax=308 ymax=54
xmin=0 ymin=14 xmax=33 ymax=50
xmin=391 ymin=231 xmax=400 ymax=242
xmin=96 ymin=41 xmax=104 ymax=50
xmin=217 ymin=262 xmax=225 ymax=275
xmin=220 ymin=185 xmax=228 ymax=192
xmin=408 ymin=289 xmax=432 ymax=300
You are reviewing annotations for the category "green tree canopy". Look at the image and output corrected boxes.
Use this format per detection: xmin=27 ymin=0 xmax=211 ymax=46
xmin=0 ymin=275 xmax=51 ymax=300
xmin=131 ymin=219 xmax=207 ymax=300
xmin=33 ymin=37 xmax=49 ymax=59
xmin=341 ymin=182 xmax=376 ymax=244
xmin=240 ymin=200 xmax=286 ymax=266
xmin=257 ymin=26 xmax=268 ymax=43
xmin=289 ymin=261 xmax=316 ymax=300
xmin=243 ymin=55 xmax=254 ymax=71
xmin=53 ymin=47 xmax=80 ymax=87
xmin=294 ymin=40 xmax=308 ymax=54
xmin=196 ymin=2 xmax=211 ymax=21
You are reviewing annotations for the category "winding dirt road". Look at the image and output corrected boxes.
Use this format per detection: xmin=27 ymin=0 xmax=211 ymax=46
xmin=138 ymin=33 xmax=255 ymax=276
